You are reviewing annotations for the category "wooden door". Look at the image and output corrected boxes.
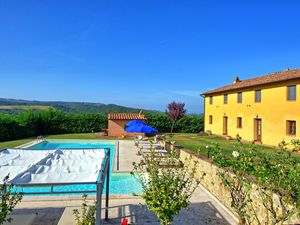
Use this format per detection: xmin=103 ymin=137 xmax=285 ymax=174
xmin=223 ymin=116 xmax=228 ymax=135
xmin=254 ymin=119 xmax=262 ymax=142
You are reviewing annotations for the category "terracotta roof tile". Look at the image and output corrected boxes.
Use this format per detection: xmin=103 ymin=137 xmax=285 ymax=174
xmin=202 ymin=69 xmax=300 ymax=95
xmin=108 ymin=113 xmax=146 ymax=120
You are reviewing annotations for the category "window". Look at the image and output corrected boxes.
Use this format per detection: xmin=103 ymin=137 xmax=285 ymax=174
xmin=255 ymin=90 xmax=261 ymax=103
xmin=209 ymin=115 xmax=213 ymax=124
xmin=224 ymin=94 xmax=228 ymax=104
xmin=287 ymin=85 xmax=296 ymax=101
xmin=209 ymin=96 xmax=213 ymax=104
xmin=237 ymin=92 xmax=242 ymax=103
xmin=237 ymin=117 xmax=242 ymax=128
xmin=287 ymin=120 xmax=296 ymax=135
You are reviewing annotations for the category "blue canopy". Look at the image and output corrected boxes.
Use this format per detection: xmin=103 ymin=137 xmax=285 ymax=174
xmin=126 ymin=120 xmax=146 ymax=127
xmin=125 ymin=124 xmax=158 ymax=134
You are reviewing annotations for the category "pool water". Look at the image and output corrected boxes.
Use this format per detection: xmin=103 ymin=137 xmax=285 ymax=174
xmin=16 ymin=140 xmax=142 ymax=195
xmin=16 ymin=173 xmax=141 ymax=196
xmin=29 ymin=141 xmax=114 ymax=150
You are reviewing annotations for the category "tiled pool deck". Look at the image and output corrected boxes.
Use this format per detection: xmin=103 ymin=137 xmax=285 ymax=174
xmin=10 ymin=140 xmax=238 ymax=225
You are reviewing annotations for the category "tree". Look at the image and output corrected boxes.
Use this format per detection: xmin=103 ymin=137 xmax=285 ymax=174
xmin=166 ymin=101 xmax=186 ymax=133
xmin=131 ymin=147 xmax=199 ymax=225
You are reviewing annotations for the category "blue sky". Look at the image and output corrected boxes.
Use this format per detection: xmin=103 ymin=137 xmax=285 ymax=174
xmin=1 ymin=0 xmax=300 ymax=113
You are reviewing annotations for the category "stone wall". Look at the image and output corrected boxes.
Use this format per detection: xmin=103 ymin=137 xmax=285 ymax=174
xmin=164 ymin=142 xmax=299 ymax=225
xmin=179 ymin=149 xmax=234 ymax=214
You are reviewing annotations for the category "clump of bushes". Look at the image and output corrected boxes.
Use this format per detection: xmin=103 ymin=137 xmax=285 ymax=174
xmin=0 ymin=110 xmax=204 ymax=142
xmin=131 ymin=148 xmax=200 ymax=225
xmin=0 ymin=109 xmax=107 ymax=142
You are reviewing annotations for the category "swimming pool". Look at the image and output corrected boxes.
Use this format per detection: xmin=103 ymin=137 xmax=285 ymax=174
xmin=29 ymin=140 xmax=114 ymax=150
xmin=13 ymin=140 xmax=142 ymax=195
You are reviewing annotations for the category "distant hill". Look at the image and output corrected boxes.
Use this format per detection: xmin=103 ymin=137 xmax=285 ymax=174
xmin=0 ymin=98 xmax=152 ymax=114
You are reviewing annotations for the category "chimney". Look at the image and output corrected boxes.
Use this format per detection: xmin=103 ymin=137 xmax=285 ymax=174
xmin=233 ymin=76 xmax=241 ymax=84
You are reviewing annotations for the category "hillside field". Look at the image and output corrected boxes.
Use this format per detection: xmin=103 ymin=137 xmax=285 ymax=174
xmin=0 ymin=105 xmax=52 ymax=110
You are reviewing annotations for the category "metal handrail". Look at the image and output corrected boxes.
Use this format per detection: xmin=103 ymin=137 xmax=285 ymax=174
xmin=14 ymin=181 xmax=97 ymax=186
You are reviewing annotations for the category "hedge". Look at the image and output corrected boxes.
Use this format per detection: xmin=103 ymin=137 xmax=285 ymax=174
xmin=0 ymin=110 xmax=107 ymax=142
xmin=145 ymin=112 xmax=204 ymax=133
xmin=0 ymin=110 xmax=204 ymax=142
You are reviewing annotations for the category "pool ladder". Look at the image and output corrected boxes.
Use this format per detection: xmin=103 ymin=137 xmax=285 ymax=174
xmin=36 ymin=135 xmax=45 ymax=143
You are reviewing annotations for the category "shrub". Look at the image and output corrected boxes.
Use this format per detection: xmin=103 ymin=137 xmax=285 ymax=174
xmin=197 ymin=131 xmax=208 ymax=136
xmin=131 ymin=148 xmax=200 ymax=225
xmin=0 ymin=175 xmax=23 ymax=225
xmin=73 ymin=194 xmax=96 ymax=225
xmin=206 ymin=130 xmax=212 ymax=135
xmin=291 ymin=139 xmax=300 ymax=152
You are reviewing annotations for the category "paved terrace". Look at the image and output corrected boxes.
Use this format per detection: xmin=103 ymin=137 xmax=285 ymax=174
xmin=113 ymin=140 xmax=141 ymax=172
xmin=11 ymin=140 xmax=238 ymax=225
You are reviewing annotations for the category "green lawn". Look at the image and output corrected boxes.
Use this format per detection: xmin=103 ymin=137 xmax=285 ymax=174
xmin=1 ymin=133 xmax=299 ymax=160
xmin=0 ymin=138 xmax=34 ymax=149
xmin=168 ymin=133 xmax=300 ymax=160
xmin=44 ymin=133 xmax=134 ymax=140
xmin=0 ymin=133 xmax=133 ymax=149
xmin=44 ymin=133 xmax=102 ymax=139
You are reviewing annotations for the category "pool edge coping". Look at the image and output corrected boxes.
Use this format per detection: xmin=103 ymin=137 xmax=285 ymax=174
xmin=20 ymin=194 xmax=141 ymax=202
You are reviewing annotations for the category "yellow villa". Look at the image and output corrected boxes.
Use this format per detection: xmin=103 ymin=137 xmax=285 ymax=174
xmin=201 ymin=68 xmax=300 ymax=146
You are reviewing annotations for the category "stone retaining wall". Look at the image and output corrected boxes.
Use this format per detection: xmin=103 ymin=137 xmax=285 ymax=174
xmin=179 ymin=149 xmax=232 ymax=206
xmin=164 ymin=142 xmax=299 ymax=225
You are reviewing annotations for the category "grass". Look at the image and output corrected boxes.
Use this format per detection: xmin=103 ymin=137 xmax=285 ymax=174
xmin=45 ymin=133 xmax=101 ymax=139
xmin=168 ymin=133 xmax=300 ymax=160
xmin=44 ymin=133 xmax=134 ymax=140
xmin=0 ymin=133 xmax=134 ymax=149
xmin=0 ymin=138 xmax=34 ymax=149
xmin=1 ymin=132 xmax=298 ymax=160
